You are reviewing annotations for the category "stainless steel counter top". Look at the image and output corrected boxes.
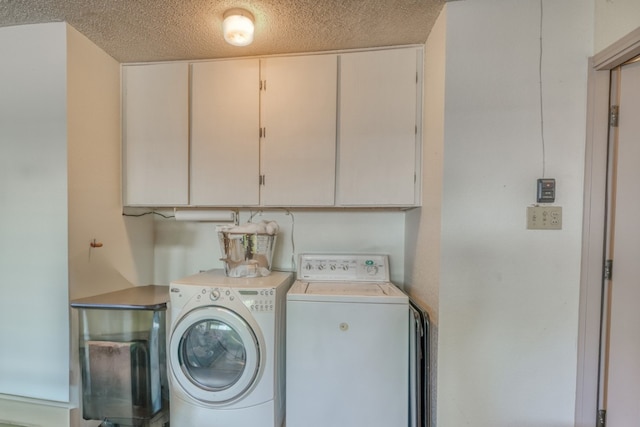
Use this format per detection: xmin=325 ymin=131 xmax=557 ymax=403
xmin=70 ymin=285 xmax=169 ymax=310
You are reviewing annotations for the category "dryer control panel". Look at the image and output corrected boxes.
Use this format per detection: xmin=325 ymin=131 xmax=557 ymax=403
xmin=297 ymin=254 xmax=389 ymax=282
xmin=237 ymin=288 xmax=276 ymax=312
xmin=187 ymin=287 xmax=276 ymax=313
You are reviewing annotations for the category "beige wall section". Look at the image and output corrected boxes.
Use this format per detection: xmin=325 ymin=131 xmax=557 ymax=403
xmin=66 ymin=24 xmax=155 ymax=427
xmin=404 ymin=6 xmax=446 ymax=426
xmin=66 ymin=25 xmax=154 ymax=301
xmin=153 ymin=209 xmax=407 ymax=285
xmin=405 ymin=1 xmax=445 ymax=322
xmin=595 ymin=0 xmax=640 ymax=54
xmin=438 ymin=1 xmax=592 ymax=425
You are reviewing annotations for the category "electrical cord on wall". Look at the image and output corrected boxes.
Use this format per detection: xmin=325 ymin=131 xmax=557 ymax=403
xmin=122 ymin=210 xmax=174 ymax=219
xmin=539 ymin=0 xmax=547 ymax=178
xmin=284 ymin=209 xmax=296 ymax=271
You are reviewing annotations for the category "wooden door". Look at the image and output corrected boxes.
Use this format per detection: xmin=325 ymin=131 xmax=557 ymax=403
xmin=602 ymin=57 xmax=640 ymax=426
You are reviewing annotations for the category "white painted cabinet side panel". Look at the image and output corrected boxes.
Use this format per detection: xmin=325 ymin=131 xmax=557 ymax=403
xmin=123 ymin=63 xmax=189 ymax=206
xmin=260 ymin=55 xmax=337 ymax=206
xmin=191 ymin=60 xmax=260 ymax=206
xmin=338 ymin=48 xmax=419 ymax=206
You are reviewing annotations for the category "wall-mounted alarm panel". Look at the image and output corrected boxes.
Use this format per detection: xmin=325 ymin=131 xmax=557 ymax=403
xmin=537 ymin=178 xmax=556 ymax=203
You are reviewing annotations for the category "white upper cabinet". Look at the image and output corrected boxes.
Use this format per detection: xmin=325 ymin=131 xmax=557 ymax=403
xmin=337 ymin=47 xmax=422 ymax=206
xmin=122 ymin=63 xmax=189 ymax=206
xmin=191 ymin=59 xmax=260 ymax=206
xmin=259 ymin=55 xmax=338 ymax=206
xmin=122 ymin=47 xmax=422 ymax=208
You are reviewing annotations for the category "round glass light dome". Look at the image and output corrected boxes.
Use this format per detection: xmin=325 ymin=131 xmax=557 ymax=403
xmin=223 ymin=9 xmax=255 ymax=47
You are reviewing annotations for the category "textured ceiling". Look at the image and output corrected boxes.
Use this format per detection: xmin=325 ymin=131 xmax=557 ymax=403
xmin=0 ymin=0 xmax=445 ymax=63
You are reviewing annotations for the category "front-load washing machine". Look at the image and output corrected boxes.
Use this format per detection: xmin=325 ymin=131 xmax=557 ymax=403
xmin=286 ymin=253 xmax=409 ymax=427
xmin=168 ymin=269 xmax=293 ymax=427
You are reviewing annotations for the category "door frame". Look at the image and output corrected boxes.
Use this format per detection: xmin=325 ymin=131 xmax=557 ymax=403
xmin=576 ymin=26 xmax=640 ymax=427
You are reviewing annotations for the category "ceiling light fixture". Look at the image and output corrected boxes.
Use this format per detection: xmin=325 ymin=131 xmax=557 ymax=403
xmin=223 ymin=8 xmax=255 ymax=47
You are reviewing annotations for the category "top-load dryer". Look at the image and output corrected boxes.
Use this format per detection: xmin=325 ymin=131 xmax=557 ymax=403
xmin=286 ymin=253 xmax=410 ymax=427
xmin=168 ymin=269 xmax=293 ymax=427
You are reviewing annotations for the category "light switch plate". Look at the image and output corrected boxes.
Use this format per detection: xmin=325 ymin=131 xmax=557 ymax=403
xmin=527 ymin=206 xmax=562 ymax=230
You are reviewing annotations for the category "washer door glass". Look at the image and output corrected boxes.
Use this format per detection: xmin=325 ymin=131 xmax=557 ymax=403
xmin=180 ymin=319 xmax=246 ymax=390
xmin=170 ymin=306 xmax=260 ymax=404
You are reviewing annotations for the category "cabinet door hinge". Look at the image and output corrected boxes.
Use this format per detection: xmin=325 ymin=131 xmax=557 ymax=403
xmin=597 ymin=409 xmax=606 ymax=427
xmin=610 ymin=105 xmax=619 ymax=127
xmin=604 ymin=259 xmax=613 ymax=280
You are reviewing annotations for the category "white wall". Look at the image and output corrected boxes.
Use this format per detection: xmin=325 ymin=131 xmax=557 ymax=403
xmin=67 ymin=26 xmax=153 ymax=301
xmin=595 ymin=0 xmax=640 ymax=53
xmin=153 ymin=209 xmax=406 ymax=285
xmin=438 ymin=1 xmax=592 ymax=426
xmin=405 ymin=7 xmax=446 ymax=427
xmin=66 ymin=24 xmax=155 ymax=427
xmin=405 ymin=1 xmax=445 ymax=321
xmin=0 ymin=21 xmax=155 ymax=426
xmin=0 ymin=22 xmax=70 ymax=404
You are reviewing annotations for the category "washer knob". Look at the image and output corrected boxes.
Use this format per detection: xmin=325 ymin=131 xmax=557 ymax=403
xmin=366 ymin=265 xmax=379 ymax=275
xmin=210 ymin=290 xmax=221 ymax=301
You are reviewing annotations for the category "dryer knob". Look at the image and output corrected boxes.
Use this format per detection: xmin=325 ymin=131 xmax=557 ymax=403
xmin=210 ymin=290 xmax=221 ymax=301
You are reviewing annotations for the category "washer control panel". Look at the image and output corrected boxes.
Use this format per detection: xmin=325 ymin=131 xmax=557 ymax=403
xmin=190 ymin=287 xmax=276 ymax=312
xmin=297 ymin=254 xmax=389 ymax=282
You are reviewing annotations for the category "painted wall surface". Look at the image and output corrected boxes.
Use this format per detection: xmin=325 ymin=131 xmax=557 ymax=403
xmin=66 ymin=24 xmax=155 ymax=427
xmin=438 ymin=1 xmax=592 ymax=426
xmin=0 ymin=23 xmax=70 ymax=403
xmin=595 ymin=0 xmax=640 ymax=53
xmin=153 ymin=209 xmax=406 ymax=285
xmin=405 ymin=7 xmax=446 ymax=427
xmin=405 ymin=3 xmax=445 ymax=322
xmin=67 ymin=26 xmax=153 ymax=302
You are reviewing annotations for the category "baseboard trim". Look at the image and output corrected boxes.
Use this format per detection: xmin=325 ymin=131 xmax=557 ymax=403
xmin=0 ymin=394 xmax=72 ymax=427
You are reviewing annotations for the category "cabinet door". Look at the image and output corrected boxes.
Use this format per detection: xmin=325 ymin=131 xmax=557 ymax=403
xmin=123 ymin=63 xmax=189 ymax=206
xmin=338 ymin=48 xmax=421 ymax=206
xmin=260 ymin=55 xmax=337 ymax=206
xmin=191 ymin=60 xmax=260 ymax=206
